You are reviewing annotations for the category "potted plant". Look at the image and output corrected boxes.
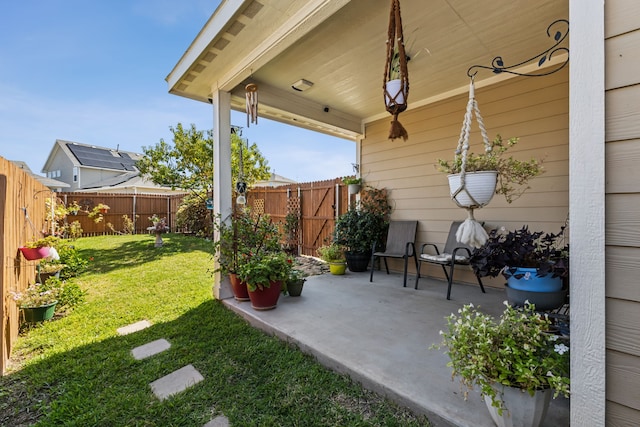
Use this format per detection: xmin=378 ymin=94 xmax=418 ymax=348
xmin=66 ymin=200 xmax=81 ymax=215
xmin=285 ymin=269 xmax=306 ymax=297
xmin=237 ymin=251 xmax=292 ymax=310
xmin=149 ymin=214 xmax=169 ymax=247
xmin=317 ymin=243 xmax=347 ymax=275
xmin=385 ymin=47 xmax=405 ymax=108
xmin=88 ymin=203 xmax=110 ymax=223
xmin=19 ymin=236 xmax=60 ymax=260
xmin=37 ymin=261 xmax=66 ymax=283
xmin=342 ymin=176 xmax=363 ymax=194
xmin=9 ymin=279 xmax=63 ymax=322
xmin=434 ymin=302 xmax=569 ymax=427
xmin=470 ymin=225 xmax=569 ymax=310
xmin=437 ymin=135 xmax=544 ymax=206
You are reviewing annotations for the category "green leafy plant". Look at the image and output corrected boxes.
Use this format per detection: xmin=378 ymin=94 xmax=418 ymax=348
xmin=433 ymin=302 xmax=570 ymax=414
xmin=66 ymin=200 xmax=81 ymax=215
xmin=342 ymin=176 xmax=362 ymax=185
xmin=470 ymin=225 xmax=569 ymax=280
xmin=316 ymin=244 xmax=345 ymax=262
xmin=88 ymin=203 xmax=110 ymax=223
xmin=237 ymin=251 xmax=293 ymax=291
xmin=37 ymin=261 xmax=66 ymax=274
xmin=67 ymin=220 xmax=83 ymax=239
xmin=10 ymin=280 xmax=61 ymax=308
xmin=437 ymin=135 xmax=544 ymax=203
xmin=24 ymin=236 xmax=60 ymax=249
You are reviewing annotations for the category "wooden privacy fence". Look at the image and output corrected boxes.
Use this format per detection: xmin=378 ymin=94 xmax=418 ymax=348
xmin=57 ymin=192 xmax=187 ymax=236
xmin=247 ymin=178 xmax=353 ymax=256
xmin=1 ymin=157 xmax=50 ymax=375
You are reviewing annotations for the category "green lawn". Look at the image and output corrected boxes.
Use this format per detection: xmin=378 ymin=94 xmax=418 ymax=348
xmin=1 ymin=234 xmax=429 ymax=426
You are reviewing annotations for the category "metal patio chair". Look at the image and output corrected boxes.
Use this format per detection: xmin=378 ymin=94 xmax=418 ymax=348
xmin=369 ymin=220 xmax=418 ymax=287
xmin=416 ymin=221 xmax=486 ymax=300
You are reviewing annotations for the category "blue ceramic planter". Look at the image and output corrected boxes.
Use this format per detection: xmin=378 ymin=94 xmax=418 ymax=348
xmin=505 ymin=267 xmax=562 ymax=292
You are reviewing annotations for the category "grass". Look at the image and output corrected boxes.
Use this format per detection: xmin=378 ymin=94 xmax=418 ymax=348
xmin=1 ymin=234 xmax=429 ymax=426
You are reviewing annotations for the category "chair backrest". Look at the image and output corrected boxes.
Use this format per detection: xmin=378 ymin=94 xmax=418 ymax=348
xmin=442 ymin=221 xmax=476 ymax=254
xmin=383 ymin=220 xmax=418 ymax=253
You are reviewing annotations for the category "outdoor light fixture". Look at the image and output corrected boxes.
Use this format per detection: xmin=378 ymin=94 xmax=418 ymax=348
xmin=291 ymin=79 xmax=313 ymax=91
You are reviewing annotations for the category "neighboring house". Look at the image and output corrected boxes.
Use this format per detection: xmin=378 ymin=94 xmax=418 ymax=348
xmin=252 ymin=172 xmax=297 ymax=187
xmin=41 ymin=139 xmax=181 ymax=194
xmin=166 ymin=1 xmax=637 ymax=425
xmin=10 ymin=160 xmax=70 ymax=191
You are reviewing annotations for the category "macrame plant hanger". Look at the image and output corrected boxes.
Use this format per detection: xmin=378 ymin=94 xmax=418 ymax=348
xmin=451 ymin=78 xmax=493 ymax=248
xmin=383 ymin=0 xmax=409 ymax=141
xmin=245 ymin=82 xmax=258 ymax=127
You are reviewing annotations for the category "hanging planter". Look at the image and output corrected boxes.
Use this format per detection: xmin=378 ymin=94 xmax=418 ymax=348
xmin=383 ymin=0 xmax=409 ymax=141
xmin=448 ymin=171 xmax=498 ymax=208
xmin=19 ymin=246 xmax=51 ymax=261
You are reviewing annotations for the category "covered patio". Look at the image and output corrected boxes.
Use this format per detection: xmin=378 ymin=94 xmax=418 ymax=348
xmin=224 ymin=271 xmax=570 ymax=426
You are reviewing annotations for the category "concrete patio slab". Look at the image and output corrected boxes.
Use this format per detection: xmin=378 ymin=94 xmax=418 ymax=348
xmin=224 ymin=270 xmax=569 ymax=427
xmin=131 ymin=338 xmax=171 ymax=360
xmin=150 ymin=364 xmax=204 ymax=401
xmin=117 ymin=320 xmax=152 ymax=336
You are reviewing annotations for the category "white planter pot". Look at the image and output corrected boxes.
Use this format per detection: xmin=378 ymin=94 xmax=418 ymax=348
xmin=385 ymin=79 xmax=405 ymax=107
xmin=484 ymin=385 xmax=551 ymax=427
xmin=347 ymin=183 xmax=361 ymax=194
xmin=448 ymin=171 xmax=498 ymax=208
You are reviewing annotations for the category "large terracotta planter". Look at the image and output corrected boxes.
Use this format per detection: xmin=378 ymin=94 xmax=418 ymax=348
xmin=484 ymin=384 xmax=551 ymax=427
xmin=19 ymin=247 xmax=51 ymax=261
xmin=229 ymin=273 xmax=250 ymax=301
xmin=448 ymin=171 xmax=498 ymax=208
xmin=247 ymin=280 xmax=282 ymax=310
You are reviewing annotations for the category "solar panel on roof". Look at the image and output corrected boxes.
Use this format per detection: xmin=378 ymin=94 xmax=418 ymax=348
xmin=67 ymin=144 xmax=138 ymax=171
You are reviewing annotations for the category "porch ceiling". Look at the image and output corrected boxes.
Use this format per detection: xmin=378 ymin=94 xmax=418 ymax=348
xmin=167 ymin=0 xmax=568 ymax=140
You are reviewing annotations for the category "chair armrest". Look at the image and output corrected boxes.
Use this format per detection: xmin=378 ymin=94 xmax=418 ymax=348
xmin=405 ymin=241 xmax=416 ymax=256
xmin=420 ymin=242 xmax=441 ymax=255
xmin=450 ymin=246 xmax=472 ymax=261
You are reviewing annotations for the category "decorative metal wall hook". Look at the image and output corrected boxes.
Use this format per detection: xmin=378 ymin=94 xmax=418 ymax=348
xmin=467 ymin=19 xmax=569 ymax=79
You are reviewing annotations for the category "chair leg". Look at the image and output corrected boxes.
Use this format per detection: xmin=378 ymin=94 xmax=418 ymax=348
xmin=369 ymin=255 xmax=376 ymax=282
xmin=403 ymin=256 xmax=408 ymax=288
xmin=476 ymin=274 xmax=486 ymax=293
xmin=383 ymin=258 xmax=389 ymax=274
xmin=446 ymin=263 xmax=456 ymax=300
xmin=440 ymin=265 xmax=451 ymax=285
xmin=415 ymin=261 xmax=422 ymax=289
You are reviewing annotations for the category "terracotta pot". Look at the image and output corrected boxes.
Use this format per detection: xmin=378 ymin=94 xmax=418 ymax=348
xmin=19 ymin=247 xmax=50 ymax=261
xmin=229 ymin=273 xmax=250 ymax=301
xmin=247 ymin=280 xmax=282 ymax=310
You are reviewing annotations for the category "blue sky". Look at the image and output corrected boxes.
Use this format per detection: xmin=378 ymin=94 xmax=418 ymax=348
xmin=0 ymin=1 xmax=355 ymax=183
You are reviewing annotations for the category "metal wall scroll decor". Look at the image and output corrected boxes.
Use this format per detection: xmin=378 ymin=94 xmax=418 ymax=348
xmin=466 ymin=19 xmax=569 ymax=79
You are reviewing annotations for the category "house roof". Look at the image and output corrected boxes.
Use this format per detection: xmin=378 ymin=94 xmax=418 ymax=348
xmin=43 ymin=139 xmax=143 ymax=173
xmin=166 ymin=0 xmax=568 ymax=140
xmin=253 ymin=172 xmax=297 ymax=187
xmin=10 ymin=160 xmax=70 ymax=190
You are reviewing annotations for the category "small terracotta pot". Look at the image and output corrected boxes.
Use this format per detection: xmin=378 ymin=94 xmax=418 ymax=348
xmin=229 ymin=273 xmax=250 ymax=301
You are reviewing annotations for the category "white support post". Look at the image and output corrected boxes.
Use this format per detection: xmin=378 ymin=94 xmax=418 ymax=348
xmin=211 ymin=89 xmax=233 ymax=300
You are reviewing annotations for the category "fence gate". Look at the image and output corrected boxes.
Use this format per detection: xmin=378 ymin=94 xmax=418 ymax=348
xmin=247 ymin=178 xmax=349 ymax=257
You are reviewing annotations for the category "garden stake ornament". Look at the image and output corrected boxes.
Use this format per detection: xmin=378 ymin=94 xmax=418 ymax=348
xmin=451 ymin=78 xmax=493 ymax=248
xmin=383 ymin=0 xmax=409 ymax=141
xmin=245 ymin=83 xmax=258 ymax=127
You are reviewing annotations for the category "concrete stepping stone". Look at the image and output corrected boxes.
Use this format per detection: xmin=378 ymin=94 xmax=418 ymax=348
xmin=117 ymin=320 xmax=152 ymax=336
xmin=203 ymin=416 xmax=230 ymax=427
xmin=131 ymin=339 xmax=171 ymax=360
xmin=150 ymin=364 xmax=204 ymax=400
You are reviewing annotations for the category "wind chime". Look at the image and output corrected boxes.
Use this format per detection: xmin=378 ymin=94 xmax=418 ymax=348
xmin=383 ymin=0 xmax=409 ymax=141
xmin=245 ymin=83 xmax=258 ymax=127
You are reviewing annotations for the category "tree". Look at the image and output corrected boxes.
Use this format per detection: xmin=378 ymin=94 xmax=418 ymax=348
xmin=136 ymin=123 xmax=271 ymax=193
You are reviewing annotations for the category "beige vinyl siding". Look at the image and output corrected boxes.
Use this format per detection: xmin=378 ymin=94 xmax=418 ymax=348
xmin=361 ymin=69 xmax=568 ymax=286
xmin=605 ymin=0 xmax=640 ymax=422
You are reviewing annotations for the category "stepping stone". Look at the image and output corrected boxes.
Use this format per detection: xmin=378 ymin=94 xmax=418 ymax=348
xmin=150 ymin=364 xmax=204 ymax=400
xmin=131 ymin=339 xmax=171 ymax=360
xmin=117 ymin=320 xmax=152 ymax=336
xmin=203 ymin=416 xmax=230 ymax=427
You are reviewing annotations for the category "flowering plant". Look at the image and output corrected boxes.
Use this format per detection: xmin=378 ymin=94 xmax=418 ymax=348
xmin=433 ymin=302 xmax=569 ymax=413
xmin=149 ymin=214 xmax=168 ymax=232
xmin=237 ymin=251 xmax=293 ymax=292
xmin=10 ymin=281 xmax=61 ymax=308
